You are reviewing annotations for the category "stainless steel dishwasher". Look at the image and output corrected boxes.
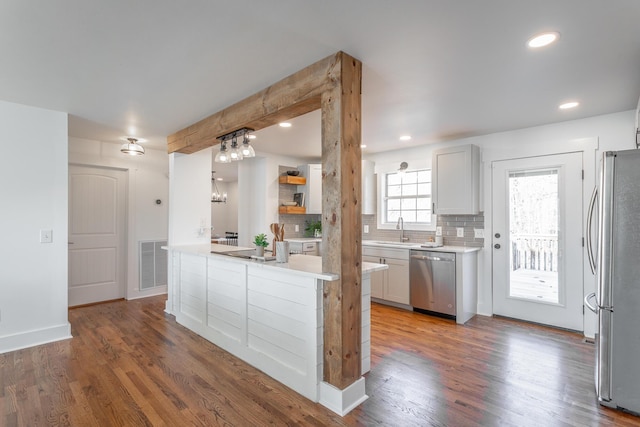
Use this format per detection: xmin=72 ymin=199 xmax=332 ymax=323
xmin=409 ymin=250 xmax=456 ymax=317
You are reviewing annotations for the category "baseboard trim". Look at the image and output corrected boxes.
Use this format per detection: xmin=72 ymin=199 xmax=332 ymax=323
xmin=0 ymin=323 xmax=72 ymax=354
xmin=319 ymin=377 xmax=368 ymax=416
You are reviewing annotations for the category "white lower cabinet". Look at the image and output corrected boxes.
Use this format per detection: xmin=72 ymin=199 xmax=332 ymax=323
xmin=363 ymin=247 xmax=410 ymax=305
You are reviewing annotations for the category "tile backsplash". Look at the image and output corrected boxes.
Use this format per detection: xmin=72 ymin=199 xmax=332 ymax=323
xmin=363 ymin=213 xmax=484 ymax=247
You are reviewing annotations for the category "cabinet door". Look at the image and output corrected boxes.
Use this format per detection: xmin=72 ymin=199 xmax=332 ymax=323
xmin=433 ymin=144 xmax=480 ymax=214
xmin=363 ymin=255 xmax=384 ymax=299
xmin=384 ymin=258 xmax=410 ymax=304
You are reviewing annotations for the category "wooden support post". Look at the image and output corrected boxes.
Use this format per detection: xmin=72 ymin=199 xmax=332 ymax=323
xmin=321 ymin=54 xmax=362 ymax=389
xmin=167 ymin=51 xmax=363 ymax=392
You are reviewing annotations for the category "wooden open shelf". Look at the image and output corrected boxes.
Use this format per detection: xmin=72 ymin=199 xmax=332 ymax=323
xmin=279 ymin=175 xmax=306 ymax=185
xmin=279 ymin=206 xmax=306 ymax=214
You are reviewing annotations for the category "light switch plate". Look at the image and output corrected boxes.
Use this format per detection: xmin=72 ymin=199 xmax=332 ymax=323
xmin=40 ymin=229 xmax=53 ymax=243
xmin=474 ymin=228 xmax=485 ymax=238
xmin=456 ymin=227 xmax=464 ymax=238
xmin=435 ymin=226 xmax=442 ymax=236
xmin=364 ymin=225 xmax=369 ymax=233
xmin=295 ymin=225 xmax=299 ymax=232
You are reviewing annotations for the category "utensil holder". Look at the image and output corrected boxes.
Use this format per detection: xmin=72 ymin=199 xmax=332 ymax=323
xmin=275 ymin=242 xmax=289 ymax=263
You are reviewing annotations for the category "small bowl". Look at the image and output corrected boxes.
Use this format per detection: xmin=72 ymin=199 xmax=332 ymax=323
xmin=282 ymin=201 xmax=298 ymax=206
xmin=286 ymin=170 xmax=300 ymax=176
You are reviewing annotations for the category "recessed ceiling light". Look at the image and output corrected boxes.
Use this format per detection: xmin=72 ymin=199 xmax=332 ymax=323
xmin=279 ymin=122 xmax=292 ymax=128
xmin=559 ymin=101 xmax=579 ymax=110
xmin=248 ymin=135 xmax=257 ymax=139
xmin=527 ymin=32 xmax=559 ymax=48
xmin=217 ymin=177 xmax=224 ymax=181
xmin=399 ymin=135 xmax=412 ymax=141
xmin=361 ymin=144 xmax=367 ymax=148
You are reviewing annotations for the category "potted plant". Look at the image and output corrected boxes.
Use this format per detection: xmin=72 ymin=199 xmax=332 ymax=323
xmin=305 ymin=219 xmax=322 ymax=237
xmin=253 ymin=233 xmax=269 ymax=256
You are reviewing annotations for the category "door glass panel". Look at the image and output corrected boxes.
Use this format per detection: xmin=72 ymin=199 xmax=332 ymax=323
xmin=508 ymin=169 xmax=559 ymax=304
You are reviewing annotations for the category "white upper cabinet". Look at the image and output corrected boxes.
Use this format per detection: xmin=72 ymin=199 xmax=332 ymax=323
xmin=432 ymin=144 xmax=480 ymax=215
xmin=297 ymin=164 xmax=322 ymax=215
xmin=362 ymin=160 xmax=376 ymax=215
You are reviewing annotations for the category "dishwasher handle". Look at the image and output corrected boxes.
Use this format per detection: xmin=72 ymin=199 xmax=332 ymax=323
xmin=410 ymin=254 xmax=454 ymax=262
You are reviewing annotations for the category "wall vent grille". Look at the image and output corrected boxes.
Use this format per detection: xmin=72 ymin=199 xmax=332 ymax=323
xmin=139 ymin=240 xmax=168 ymax=290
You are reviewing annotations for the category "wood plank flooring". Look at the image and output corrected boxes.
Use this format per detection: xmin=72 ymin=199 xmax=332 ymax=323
xmin=2 ymin=296 xmax=639 ymax=426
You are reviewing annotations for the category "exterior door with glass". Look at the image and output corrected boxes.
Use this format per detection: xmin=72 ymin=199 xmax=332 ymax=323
xmin=492 ymin=153 xmax=583 ymax=330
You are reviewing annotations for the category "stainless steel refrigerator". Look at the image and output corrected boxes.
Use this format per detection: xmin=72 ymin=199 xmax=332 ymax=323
xmin=585 ymin=149 xmax=640 ymax=414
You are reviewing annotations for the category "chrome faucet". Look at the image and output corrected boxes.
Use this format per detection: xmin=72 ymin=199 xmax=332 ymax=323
xmin=396 ymin=217 xmax=409 ymax=242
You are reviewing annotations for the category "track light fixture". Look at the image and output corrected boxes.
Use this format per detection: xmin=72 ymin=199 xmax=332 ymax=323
xmin=214 ymin=128 xmax=255 ymax=163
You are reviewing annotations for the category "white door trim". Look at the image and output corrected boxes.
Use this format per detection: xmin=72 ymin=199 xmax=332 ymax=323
xmin=479 ymin=137 xmax=598 ymax=336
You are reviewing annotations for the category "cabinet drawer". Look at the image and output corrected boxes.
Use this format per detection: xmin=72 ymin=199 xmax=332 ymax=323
xmin=362 ymin=246 xmax=409 ymax=260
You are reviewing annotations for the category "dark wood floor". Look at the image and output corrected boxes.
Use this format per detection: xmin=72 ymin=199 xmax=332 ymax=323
xmin=2 ymin=296 xmax=639 ymax=426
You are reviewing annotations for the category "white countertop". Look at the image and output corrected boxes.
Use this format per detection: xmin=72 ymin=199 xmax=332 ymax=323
xmin=362 ymin=240 xmax=481 ymax=253
xmin=166 ymin=244 xmax=387 ymax=281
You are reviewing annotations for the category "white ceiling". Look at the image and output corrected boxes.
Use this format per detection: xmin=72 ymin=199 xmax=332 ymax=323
xmin=2 ymin=1 xmax=640 ymax=178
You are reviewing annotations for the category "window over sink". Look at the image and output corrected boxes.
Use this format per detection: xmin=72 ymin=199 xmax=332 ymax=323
xmin=377 ymin=168 xmax=437 ymax=231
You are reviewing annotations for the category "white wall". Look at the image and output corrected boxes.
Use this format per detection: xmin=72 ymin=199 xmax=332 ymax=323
xmin=166 ymin=148 xmax=213 ymax=313
xmin=366 ymin=110 xmax=635 ymax=337
xmin=0 ymin=100 xmax=71 ymax=353
xmin=211 ymin=181 xmax=238 ymax=235
xmin=68 ymin=137 xmax=170 ymax=300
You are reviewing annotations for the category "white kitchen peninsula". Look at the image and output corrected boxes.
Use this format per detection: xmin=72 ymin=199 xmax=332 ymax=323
xmin=165 ymin=244 xmax=387 ymax=414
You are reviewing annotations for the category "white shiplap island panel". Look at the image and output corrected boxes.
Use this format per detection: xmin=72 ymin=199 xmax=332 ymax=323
xmin=166 ymin=244 xmax=387 ymax=409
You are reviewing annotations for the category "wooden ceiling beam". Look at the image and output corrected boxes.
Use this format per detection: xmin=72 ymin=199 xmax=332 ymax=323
xmin=167 ymin=52 xmax=342 ymax=154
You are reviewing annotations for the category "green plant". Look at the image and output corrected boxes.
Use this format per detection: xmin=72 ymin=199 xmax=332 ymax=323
xmin=304 ymin=220 xmax=322 ymax=237
xmin=253 ymin=233 xmax=269 ymax=247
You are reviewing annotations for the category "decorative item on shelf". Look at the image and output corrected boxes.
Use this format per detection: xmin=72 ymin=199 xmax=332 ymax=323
xmin=304 ymin=219 xmax=322 ymax=237
xmin=253 ymin=233 xmax=269 ymax=257
xmin=286 ymin=170 xmax=300 ymax=176
xmin=281 ymin=201 xmax=297 ymax=206
xmin=293 ymin=192 xmax=305 ymax=207
xmin=214 ymin=127 xmax=255 ymax=163
xmin=120 ymin=137 xmax=145 ymax=156
xmin=211 ymin=171 xmax=227 ymax=203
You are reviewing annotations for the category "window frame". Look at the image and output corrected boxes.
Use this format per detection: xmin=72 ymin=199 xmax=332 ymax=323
xmin=376 ymin=167 xmax=437 ymax=231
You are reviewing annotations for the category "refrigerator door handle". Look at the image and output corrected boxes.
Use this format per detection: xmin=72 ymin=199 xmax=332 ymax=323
xmin=584 ymin=292 xmax=599 ymax=314
xmin=586 ymin=186 xmax=598 ymax=275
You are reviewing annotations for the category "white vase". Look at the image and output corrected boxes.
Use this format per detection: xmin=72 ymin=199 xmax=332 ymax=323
xmin=255 ymin=246 xmax=265 ymax=257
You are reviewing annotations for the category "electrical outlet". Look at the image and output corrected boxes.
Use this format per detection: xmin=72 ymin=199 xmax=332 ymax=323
xmin=435 ymin=226 xmax=442 ymax=236
xmin=364 ymin=225 xmax=369 ymax=233
xmin=295 ymin=225 xmax=299 ymax=232
xmin=40 ymin=229 xmax=53 ymax=243
xmin=474 ymin=228 xmax=485 ymax=238
xmin=456 ymin=227 xmax=464 ymax=238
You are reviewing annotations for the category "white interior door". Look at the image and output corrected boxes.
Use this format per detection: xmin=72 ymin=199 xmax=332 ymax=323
xmin=492 ymin=153 xmax=583 ymax=330
xmin=69 ymin=165 xmax=126 ymax=306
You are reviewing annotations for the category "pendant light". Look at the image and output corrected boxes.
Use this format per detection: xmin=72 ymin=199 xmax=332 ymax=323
xmin=211 ymin=171 xmax=227 ymax=203
xmin=214 ymin=141 xmax=231 ymax=163
xmin=121 ymin=137 xmax=145 ymax=156
xmin=241 ymin=133 xmax=256 ymax=158
xmin=228 ymin=135 xmax=243 ymax=162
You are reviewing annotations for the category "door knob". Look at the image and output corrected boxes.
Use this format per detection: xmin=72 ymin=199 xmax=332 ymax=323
xmin=495 ymin=233 xmax=501 ymax=238
xmin=494 ymin=244 xmax=501 ymax=249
